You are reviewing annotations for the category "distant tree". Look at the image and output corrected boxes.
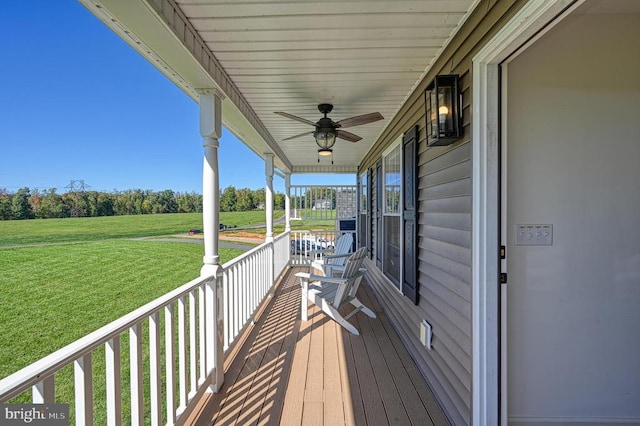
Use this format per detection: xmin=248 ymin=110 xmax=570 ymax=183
xmin=11 ymin=188 xmax=34 ymax=220
xmin=0 ymin=186 xmax=256 ymax=219
xmin=253 ymin=188 xmax=266 ymax=210
xmin=177 ymin=192 xmax=202 ymax=213
xmin=236 ymin=188 xmax=255 ymax=211
xmin=114 ymin=189 xmax=147 ymax=215
xmin=112 ymin=191 xmax=127 ymax=215
xmin=274 ymin=192 xmax=286 ymax=211
xmin=0 ymin=189 xmax=12 ymax=220
xmin=221 ymin=186 xmax=237 ymax=212
xmin=61 ymin=192 xmax=89 ymax=217
xmin=152 ymin=190 xmax=178 ymax=214
xmin=28 ymin=190 xmax=42 ymax=218
xmin=83 ymin=191 xmax=99 ymax=217
xmin=141 ymin=190 xmax=154 ymax=214
xmin=141 ymin=196 xmax=154 ymax=214
xmin=96 ymin=192 xmax=115 ymax=216
xmin=36 ymin=188 xmax=66 ymax=218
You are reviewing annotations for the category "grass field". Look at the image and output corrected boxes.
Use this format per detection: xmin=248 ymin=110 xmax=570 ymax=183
xmin=0 ymin=210 xmax=283 ymax=246
xmin=0 ymin=241 xmax=242 ymax=377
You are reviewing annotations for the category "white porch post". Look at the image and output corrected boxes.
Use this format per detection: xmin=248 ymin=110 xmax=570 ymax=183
xmin=198 ymin=90 xmax=224 ymax=392
xmin=284 ymin=172 xmax=291 ymax=232
xmin=200 ymin=91 xmax=222 ymax=275
xmin=264 ymin=153 xmax=274 ymax=243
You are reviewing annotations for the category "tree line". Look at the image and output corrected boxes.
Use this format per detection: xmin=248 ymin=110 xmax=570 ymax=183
xmin=0 ymin=186 xmax=286 ymax=220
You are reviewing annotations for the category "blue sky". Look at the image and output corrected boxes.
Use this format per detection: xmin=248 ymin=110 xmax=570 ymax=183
xmin=0 ymin=1 xmax=353 ymax=194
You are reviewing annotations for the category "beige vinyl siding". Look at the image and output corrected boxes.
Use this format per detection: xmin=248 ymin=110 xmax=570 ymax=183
xmin=359 ymin=1 xmax=525 ymax=424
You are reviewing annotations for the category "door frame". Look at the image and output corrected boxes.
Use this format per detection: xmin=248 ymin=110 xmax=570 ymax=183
xmin=470 ymin=0 xmax=584 ymax=424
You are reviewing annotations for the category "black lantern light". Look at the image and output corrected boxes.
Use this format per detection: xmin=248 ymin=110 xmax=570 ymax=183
xmin=314 ymin=118 xmax=337 ymax=153
xmin=425 ymin=74 xmax=462 ymax=146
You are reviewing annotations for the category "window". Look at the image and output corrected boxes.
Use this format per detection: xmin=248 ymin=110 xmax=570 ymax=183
xmin=372 ymin=127 xmax=419 ymax=304
xmin=383 ymin=142 xmax=401 ymax=287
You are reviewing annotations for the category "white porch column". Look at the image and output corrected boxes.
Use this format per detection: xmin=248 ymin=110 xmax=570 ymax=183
xmin=284 ymin=172 xmax=291 ymax=233
xmin=200 ymin=91 xmax=222 ymax=276
xmin=198 ymin=90 xmax=224 ymax=392
xmin=265 ymin=153 xmax=274 ymax=243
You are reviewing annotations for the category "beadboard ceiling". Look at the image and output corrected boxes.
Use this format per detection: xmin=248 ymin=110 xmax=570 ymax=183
xmin=81 ymin=0 xmax=479 ymax=174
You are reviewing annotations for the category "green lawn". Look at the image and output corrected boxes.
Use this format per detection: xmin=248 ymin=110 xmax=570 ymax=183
xmin=0 ymin=240 xmax=243 ymax=379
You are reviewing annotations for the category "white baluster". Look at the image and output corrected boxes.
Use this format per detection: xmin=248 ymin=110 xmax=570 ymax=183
xmin=178 ymin=296 xmax=187 ymax=411
xmin=105 ymin=337 xmax=122 ymax=426
xmin=129 ymin=324 xmax=143 ymax=426
xmin=149 ymin=312 xmax=161 ymax=426
xmin=74 ymin=353 xmax=93 ymax=426
xmin=198 ymin=285 xmax=206 ymax=385
xmin=188 ymin=291 xmax=197 ymax=397
xmin=32 ymin=376 xmax=54 ymax=403
xmin=165 ymin=304 xmax=176 ymax=424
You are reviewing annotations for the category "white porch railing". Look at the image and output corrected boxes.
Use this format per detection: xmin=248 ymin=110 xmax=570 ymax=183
xmin=221 ymin=231 xmax=290 ymax=351
xmin=0 ymin=231 xmax=291 ymax=425
xmin=273 ymin=232 xmax=291 ymax=280
xmin=290 ymin=185 xmax=357 ymax=221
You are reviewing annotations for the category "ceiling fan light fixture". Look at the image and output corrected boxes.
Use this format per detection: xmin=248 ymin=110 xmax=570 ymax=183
xmin=318 ymin=148 xmax=333 ymax=156
xmin=314 ymin=127 xmax=336 ymax=150
xmin=276 ymin=104 xmax=383 ymax=150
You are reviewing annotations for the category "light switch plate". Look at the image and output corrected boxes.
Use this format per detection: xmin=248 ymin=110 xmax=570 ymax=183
xmin=515 ymin=224 xmax=553 ymax=246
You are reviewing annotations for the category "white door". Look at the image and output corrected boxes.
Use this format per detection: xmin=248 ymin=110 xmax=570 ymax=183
xmin=502 ymin=8 xmax=640 ymax=425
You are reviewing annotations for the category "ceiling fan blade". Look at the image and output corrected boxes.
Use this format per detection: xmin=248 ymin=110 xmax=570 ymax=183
xmin=282 ymin=130 xmax=315 ymax=141
xmin=274 ymin=111 xmax=317 ymax=127
xmin=335 ymin=112 xmax=384 ymax=128
xmin=336 ymin=130 xmax=362 ymax=143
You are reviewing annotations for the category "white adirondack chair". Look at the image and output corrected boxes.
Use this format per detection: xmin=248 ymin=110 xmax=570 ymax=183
xmin=310 ymin=232 xmax=353 ymax=277
xmin=297 ymin=247 xmax=376 ymax=336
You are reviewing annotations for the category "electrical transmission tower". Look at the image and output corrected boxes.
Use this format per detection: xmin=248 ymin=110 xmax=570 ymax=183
xmin=65 ymin=180 xmax=91 ymax=217
xmin=65 ymin=180 xmax=91 ymax=192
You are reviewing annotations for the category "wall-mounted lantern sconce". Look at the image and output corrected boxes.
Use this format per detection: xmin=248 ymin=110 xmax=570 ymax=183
xmin=425 ymin=74 xmax=462 ymax=146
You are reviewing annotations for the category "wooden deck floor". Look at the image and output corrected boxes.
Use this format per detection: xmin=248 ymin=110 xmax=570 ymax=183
xmin=189 ymin=267 xmax=449 ymax=426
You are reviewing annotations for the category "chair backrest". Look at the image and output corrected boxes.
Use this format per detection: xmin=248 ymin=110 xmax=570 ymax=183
xmin=328 ymin=233 xmax=354 ymax=266
xmin=339 ymin=246 xmax=366 ymax=278
xmin=334 ymin=247 xmax=367 ymax=308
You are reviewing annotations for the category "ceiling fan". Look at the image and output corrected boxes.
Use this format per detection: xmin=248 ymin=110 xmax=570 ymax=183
xmin=274 ymin=104 xmax=384 ymax=157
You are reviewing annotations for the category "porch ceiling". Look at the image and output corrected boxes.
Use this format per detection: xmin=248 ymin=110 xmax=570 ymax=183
xmin=80 ymin=0 xmax=478 ymax=174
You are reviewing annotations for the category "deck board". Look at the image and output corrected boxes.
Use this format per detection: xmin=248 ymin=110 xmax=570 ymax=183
xmin=193 ymin=267 xmax=449 ymax=426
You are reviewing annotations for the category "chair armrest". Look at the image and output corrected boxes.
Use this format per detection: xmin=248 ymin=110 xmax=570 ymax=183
xmin=322 ymin=264 xmax=367 ymax=277
xmin=323 ymin=253 xmax=352 ymax=260
xmin=315 ymin=272 xmax=364 ymax=283
xmin=298 ymin=272 xmax=363 ymax=285
xmin=307 ymin=275 xmax=350 ymax=285
xmin=309 ymin=248 xmax=335 ymax=258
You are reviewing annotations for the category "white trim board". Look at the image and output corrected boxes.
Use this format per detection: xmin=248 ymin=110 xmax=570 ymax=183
xmin=470 ymin=0 xmax=584 ymax=425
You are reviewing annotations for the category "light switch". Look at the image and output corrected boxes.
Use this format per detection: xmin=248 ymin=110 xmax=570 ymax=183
xmin=515 ymin=224 xmax=553 ymax=246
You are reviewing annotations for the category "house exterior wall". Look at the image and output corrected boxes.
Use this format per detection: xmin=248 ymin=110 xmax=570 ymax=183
xmin=505 ymin=11 xmax=640 ymax=423
xmin=359 ymin=1 xmax=525 ymax=424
